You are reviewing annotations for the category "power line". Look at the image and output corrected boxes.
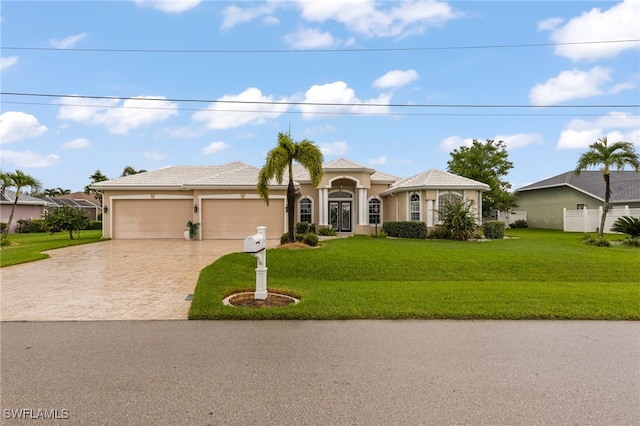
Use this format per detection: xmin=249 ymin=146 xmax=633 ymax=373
xmin=2 ymin=39 xmax=638 ymax=54
xmin=2 ymin=92 xmax=639 ymax=109
xmin=4 ymin=100 xmax=636 ymax=118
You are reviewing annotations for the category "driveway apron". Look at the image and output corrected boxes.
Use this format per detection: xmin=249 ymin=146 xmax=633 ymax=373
xmin=0 ymin=239 xmax=263 ymax=321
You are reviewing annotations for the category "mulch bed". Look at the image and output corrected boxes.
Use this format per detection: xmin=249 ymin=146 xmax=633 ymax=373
xmin=226 ymin=292 xmax=298 ymax=308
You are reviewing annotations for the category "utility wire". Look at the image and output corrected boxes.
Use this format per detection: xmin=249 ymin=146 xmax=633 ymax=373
xmin=2 ymin=92 xmax=639 ymax=109
xmin=2 ymin=39 xmax=638 ymax=54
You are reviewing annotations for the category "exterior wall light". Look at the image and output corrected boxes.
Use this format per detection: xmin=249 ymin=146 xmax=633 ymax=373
xmin=103 ymin=206 xmax=108 ymax=213
xmin=194 ymin=205 xmax=198 ymax=213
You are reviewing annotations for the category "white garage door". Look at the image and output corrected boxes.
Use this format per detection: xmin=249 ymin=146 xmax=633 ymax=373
xmin=201 ymin=199 xmax=285 ymax=239
xmin=113 ymin=199 xmax=192 ymax=239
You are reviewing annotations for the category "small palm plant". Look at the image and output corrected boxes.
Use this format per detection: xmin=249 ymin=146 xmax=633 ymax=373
xmin=611 ymin=216 xmax=640 ymax=238
xmin=186 ymin=220 xmax=199 ymax=240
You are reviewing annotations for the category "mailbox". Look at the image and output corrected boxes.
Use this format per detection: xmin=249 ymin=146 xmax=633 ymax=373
xmin=244 ymin=233 xmax=265 ymax=253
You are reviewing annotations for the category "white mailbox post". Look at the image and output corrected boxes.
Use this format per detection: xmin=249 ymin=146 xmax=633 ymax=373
xmin=243 ymin=226 xmax=267 ymax=300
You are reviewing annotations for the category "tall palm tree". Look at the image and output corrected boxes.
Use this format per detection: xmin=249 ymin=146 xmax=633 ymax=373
xmin=1 ymin=170 xmax=42 ymax=239
xmin=121 ymin=166 xmax=147 ymax=177
xmin=258 ymin=132 xmax=324 ymax=243
xmin=575 ymin=137 xmax=640 ymax=237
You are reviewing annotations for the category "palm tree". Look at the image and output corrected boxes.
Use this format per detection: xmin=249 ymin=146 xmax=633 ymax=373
xmin=121 ymin=166 xmax=147 ymax=177
xmin=85 ymin=170 xmax=108 ymax=204
xmin=1 ymin=170 xmax=42 ymax=239
xmin=575 ymin=137 xmax=640 ymax=237
xmin=258 ymin=132 xmax=324 ymax=243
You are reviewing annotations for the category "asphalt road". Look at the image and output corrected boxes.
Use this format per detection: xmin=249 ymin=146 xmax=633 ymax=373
xmin=1 ymin=320 xmax=638 ymax=425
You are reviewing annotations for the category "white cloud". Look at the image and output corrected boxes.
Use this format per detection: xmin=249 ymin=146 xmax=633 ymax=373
xmin=192 ymin=88 xmax=290 ymax=130
xmin=556 ymin=111 xmax=640 ymax=149
xmin=1 ymin=56 xmax=19 ymax=70
xmin=144 ymin=151 xmax=165 ymax=160
xmin=221 ymin=3 xmax=279 ymax=30
xmin=536 ymin=17 xmax=563 ymax=31
xmin=373 ymin=69 xmax=419 ymax=88
xmin=61 ymin=137 xmax=90 ymax=149
xmin=283 ymin=28 xmax=335 ymax=49
xmin=0 ymin=150 xmax=59 ymax=168
xmin=0 ymin=111 xmax=48 ymax=144
xmin=50 ymin=33 xmax=87 ymax=49
xmin=368 ymin=156 xmax=387 ymax=165
xmin=494 ymin=133 xmax=543 ymax=149
xmin=57 ymin=95 xmax=179 ymax=135
xmin=299 ymin=81 xmax=391 ymax=118
xmin=438 ymin=135 xmax=473 ymax=152
xmin=202 ymin=141 xmax=230 ymax=155
xmin=528 ymin=67 xmax=634 ymax=106
xmin=135 ymin=0 xmax=201 ymax=13
xmin=539 ymin=0 xmax=640 ymax=61
xmin=319 ymin=141 xmax=349 ymax=155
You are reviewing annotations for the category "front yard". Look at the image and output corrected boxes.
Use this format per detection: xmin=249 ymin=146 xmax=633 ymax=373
xmin=189 ymin=229 xmax=640 ymax=320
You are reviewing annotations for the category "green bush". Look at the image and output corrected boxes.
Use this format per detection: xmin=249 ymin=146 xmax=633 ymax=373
xmin=318 ymin=226 xmax=337 ymax=236
xmin=483 ymin=221 xmax=505 ymax=239
xmin=509 ymin=219 xmax=528 ymax=228
xmin=15 ymin=219 xmax=48 ymax=233
xmin=280 ymin=233 xmax=290 ymax=245
xmin=303 ymin=233 xmax=319 ymax=247
xmin=382 ymin=221 xmax=428 ymax=239
xmin=621 ymin=237 xmax=640 ymax=248
xmin=1 ymin=238 xmax=10 ymax=247
xmin=434 ymin=198 xmax=478 ymax=241
xmin=582 ymin=233 xmax=611 ymax=247
xmin=428 ymin=225 xmax=450 ymax=239
xmin=296 ymin=222 xmax=310 ymax=234
xmin=0 ymin=223 xmax=7 ymax=233
xmin=88 ymin=220 xmax=102 ymax=230
xmin=611 ymin=216 xmax=640 ymax=238
xmin=370 ymin=231 xmax=387 ymax=238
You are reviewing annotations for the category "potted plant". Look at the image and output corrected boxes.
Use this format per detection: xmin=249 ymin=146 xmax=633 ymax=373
xmin=185 ymin=220 xmax=199 ymax=240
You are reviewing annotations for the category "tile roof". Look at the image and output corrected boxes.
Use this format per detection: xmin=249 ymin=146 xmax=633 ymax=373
xmin=515 ymin=171 xmax=640 ymax=202
xmin=0 ymin=189 xmax=50 ymax=205
xmin=381 ymin=169 xmax=490 ymax=195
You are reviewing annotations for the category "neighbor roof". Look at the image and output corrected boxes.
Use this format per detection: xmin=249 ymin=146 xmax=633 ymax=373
xmin=381 ymin=169 xmax=490 ymax=195
xmin=515 ymin=171 xmax=640 ymax=203
xmin=0 ymin=189 xmax=50 ymax=205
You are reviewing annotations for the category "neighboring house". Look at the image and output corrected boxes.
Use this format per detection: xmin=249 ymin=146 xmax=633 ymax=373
xmin=90 ymin=158 xmax=489 ymax=240
xmin=0 ymin=189 xmax=51 ymax=232
xmin=514 ymin=171 xmax=640 ymax=230
xmin=44 ymin=193 xmax=102 ymax=221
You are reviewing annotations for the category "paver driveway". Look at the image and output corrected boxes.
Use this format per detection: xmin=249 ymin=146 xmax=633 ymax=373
xmin=0 ymin=239 xmax=274 ymax=321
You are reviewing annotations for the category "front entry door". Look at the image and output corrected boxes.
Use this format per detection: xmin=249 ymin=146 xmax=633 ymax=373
xmin=329 ymin=201 xmax=351 ymax=232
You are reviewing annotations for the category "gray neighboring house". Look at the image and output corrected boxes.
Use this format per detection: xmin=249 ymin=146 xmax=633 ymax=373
xmin=514 ymin=171 xmax=640 ymax=230
xmin=0 ymin=189 xmax=52 ymax=232
xmin=44 ymin=194 xmax=102 ymax=221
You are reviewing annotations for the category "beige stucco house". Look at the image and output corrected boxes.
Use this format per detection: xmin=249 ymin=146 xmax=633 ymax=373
xmin=91 ymin=158 xmax=489 ymax=240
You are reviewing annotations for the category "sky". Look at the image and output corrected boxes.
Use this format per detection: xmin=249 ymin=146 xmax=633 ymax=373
xmin=1 ymin=0 xmax=639 ymax=193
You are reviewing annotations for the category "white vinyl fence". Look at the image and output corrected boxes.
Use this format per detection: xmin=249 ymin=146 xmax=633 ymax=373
xmin=491 ymin=210 xmax=527 ymax=226
xmin=563 ymin=206 xmax=640 ymax=233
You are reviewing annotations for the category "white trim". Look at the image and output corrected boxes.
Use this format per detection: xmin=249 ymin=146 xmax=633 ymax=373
xmin=200 ymin=194 xmax=242 ymax=200
xmin=367 ymin=196 xmax=382 ymax=226
xmin=325 ymin=175 xmax=363 ymax=189
xmin=154 ymin=194 xmax=193 ymax=200
xmin=408 ymin=192 xmax=421 ymax=221
xmin=109 ymin=194 xmax=153 ymax=200
xmin=298 ymin=196 xmax=314 ymax=224
xmin=358 ymin=188 xmax=367 ymax=225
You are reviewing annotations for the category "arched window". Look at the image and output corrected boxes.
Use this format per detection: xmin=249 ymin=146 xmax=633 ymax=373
xmin=410 ymin=193 xmax=420 ymax=221
xmin=369 ymin=198 xmax=381 ymax=224
xmin=299 ymin=197 xmax=312 ymax=224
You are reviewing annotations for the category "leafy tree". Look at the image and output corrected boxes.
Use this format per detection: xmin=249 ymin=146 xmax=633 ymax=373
xmin=45 ymin=206 xmax=90 ymax=239
xmin=258 ymin=132 xmax=324 ymax=243
xmin=121 ymin=166 xmax=147 ymax=177
xmin=575 ymin=137 xmax=640 ymax=237
xmin=1 ymin=170 xmax=42 ymax=239
xmin=84 ymin=170 xmax=108 ymax=204
xmin=447 ymin=139 xmax=517 ymax=217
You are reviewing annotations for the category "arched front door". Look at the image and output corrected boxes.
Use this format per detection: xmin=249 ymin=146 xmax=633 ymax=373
xmin=328 ymin=191 xmax=352 ymax=232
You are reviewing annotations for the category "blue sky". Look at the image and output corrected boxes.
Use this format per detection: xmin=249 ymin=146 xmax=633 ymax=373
xmin=1 ymin=0 xmax=639 ymax=193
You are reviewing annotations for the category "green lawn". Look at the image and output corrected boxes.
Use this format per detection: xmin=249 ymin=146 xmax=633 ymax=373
xmin=189 ymin=229 xmax=640 ymax=320
xmin=0 ymin=230 xmax=104 ymax=267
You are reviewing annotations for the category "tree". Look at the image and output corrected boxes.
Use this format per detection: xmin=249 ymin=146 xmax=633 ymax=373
xmin=85 ymin=170 xmax=108 ymax=204
xmin=45 ymin=206 xmax=91 ymax=239
xmin=258 ymin=132 xmax=324 ymax=243
xmin=575 ymin=137 xmax=640 ymax=237
xmin=447 ymin=139 xmax=517 ymax=217
xmin=32 ymin=187 xmax=72 ymax=197
xmin=1 ymin=170 xmax=43 ymax=239
xmin=121 ymin=166 xmax=147 ymax=177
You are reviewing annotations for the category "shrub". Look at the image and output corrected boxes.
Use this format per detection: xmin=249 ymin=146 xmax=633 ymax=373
xmin=1 ymin=238 xmax=10 ymax=247
xmin=382 ymin=221 xmax=428 ymax=239
xmin=296 ymin=222 xmax=310 ymax=234
xmin=620 ymin=237 xmax=640 ymax=248
xmin=303 ymin=233 xmax=319 ymax=247
xmin=509 ymin=219 xmax=528 ymax=229
xmin=15 ymin=219 xmax=48 ymax=233
xmin=428 ymin=225 xmax=450 ymax=239
xmin=582 ymin=233 xmax=611 ymax=247
xmin=0 ymin=223 xmax=7 ymax=233
xmin=483 ymin=221 xmax=505 ymax=240
xmin=318 ymin=226 xmax=337 ymax=236
xmin=370 ymin=231 xmax=387 ymax=238
xmin=280 ymin=233 xmax=290 ymax=245
xmin=88 ymin=220 xmax=102 ymax=230
xmin=435 ymin=198 xmax=478 ymax=241
xmin=611 ymin=216 xmax=640 ymax=238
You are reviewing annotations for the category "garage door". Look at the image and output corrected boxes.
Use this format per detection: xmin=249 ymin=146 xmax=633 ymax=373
xmin=113 ymin=199 xmax=192 ymax=239
xmin=201 ymin=199 xmax=285 ymax=239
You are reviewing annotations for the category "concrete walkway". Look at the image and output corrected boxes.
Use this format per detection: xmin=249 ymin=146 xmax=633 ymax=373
xmin=0 ymin=239 xmax=275 ymax=321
